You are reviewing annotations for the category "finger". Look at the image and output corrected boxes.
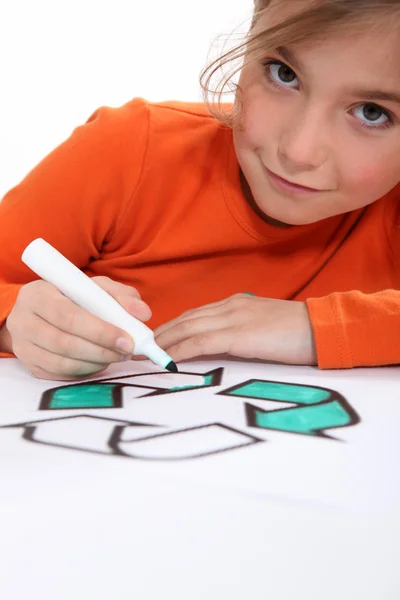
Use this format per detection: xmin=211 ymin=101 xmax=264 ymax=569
xmin=131 ymin=354 xmax=148 ymax=361
xmin=155 ymin=298 xmax=235 ymax=337
xmin=155 ymin=314 xmax=232 ymax=350
xmin=117 ymin=296 xmax=152 ymax=322
xmin=31 ymin=291 xmax=136 ymax=355
xmin=92 ymin=276 xmax=142 ymax=300
xmin=27 ymin=342 xmax=111 ymax=379
xmin=27 ymin=312 xmax=128 ymax=364
xmin=166 ymin=329 xmax=233 ymax=362
xmin=92 ymin=277 xmax=152 ymax=321
xmin=28 ymin=366 xmax=104 ymax=382
xmin=155 ymin=294 xmax=252 ymax=337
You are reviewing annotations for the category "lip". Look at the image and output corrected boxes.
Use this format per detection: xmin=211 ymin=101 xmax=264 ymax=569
xmin=265 ymin=167 xmax=323 ymax=194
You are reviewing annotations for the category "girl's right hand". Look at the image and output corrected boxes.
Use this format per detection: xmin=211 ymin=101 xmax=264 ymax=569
xmin=5 ymin=276 xmax=152 ymax=381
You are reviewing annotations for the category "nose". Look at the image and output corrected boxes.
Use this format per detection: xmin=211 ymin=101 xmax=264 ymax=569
xmin=277 ymin=108 xmax=329 ymax=171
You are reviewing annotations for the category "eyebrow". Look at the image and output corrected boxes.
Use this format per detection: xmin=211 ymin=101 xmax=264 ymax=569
xmin=276 ymin=46 xmax=302 ymax=72
xmin=347 ymin=89 xmax=400 ymax=106
xmin=276 ymin=45 xmax=400 ymax=107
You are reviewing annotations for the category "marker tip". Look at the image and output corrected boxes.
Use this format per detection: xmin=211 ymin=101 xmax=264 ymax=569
xmin=166 ymin=360 xmax=178 ymax=373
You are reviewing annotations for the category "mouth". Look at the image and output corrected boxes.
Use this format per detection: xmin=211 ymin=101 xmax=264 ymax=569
xmin=265 ymin=167 xmax=325 ymax=194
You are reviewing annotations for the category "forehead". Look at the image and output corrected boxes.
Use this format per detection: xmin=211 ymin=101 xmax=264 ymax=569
xmin=257 ymin=2 xmax=400 ymax=82
xmin=301 ymin=30 xmax=400 ymax=84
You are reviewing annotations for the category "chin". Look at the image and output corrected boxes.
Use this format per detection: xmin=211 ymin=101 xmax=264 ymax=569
xmin=282 ymin=213 xmax=323 ymax=226
xmin=257 ymin=201 xmax=322 ymax=226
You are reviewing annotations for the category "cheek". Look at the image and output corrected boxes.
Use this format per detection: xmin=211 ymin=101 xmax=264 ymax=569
xmin=236 ymin=81 xmax=279 ymax=149
xmin=239 ymin=108 xmax=267 ymax=149
xmin=342 ymin=153 xmax=400 ymax=203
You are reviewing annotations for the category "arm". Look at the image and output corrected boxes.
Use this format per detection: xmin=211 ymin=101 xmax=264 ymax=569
xmin=0 ymin=98 xmax=149 ymax=357
xmin=0 ymin=321 xmax=12 ymax=355
xmin=307 ymin=289 xmax=400 ymax=368
xmin=0 ymin=282 xmax=22 ymax=355
xmin=307 ymin=191 xmax=400 ymax=369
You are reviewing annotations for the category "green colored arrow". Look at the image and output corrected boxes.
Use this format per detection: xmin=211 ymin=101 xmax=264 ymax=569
xmin=41 ymin=384 xmax=121 ymax=410
xmin=224 ymin=380 xmax=331 ymax=404
xmin=168 ymin=373 xmax=217 ymax=392
xmin=247 ymin=399 xmax=353 ymax=436
xmin=40 ymin=368 xmax=223 ymax=410
xmin=221 ymin=380 xmax=359 ymax=438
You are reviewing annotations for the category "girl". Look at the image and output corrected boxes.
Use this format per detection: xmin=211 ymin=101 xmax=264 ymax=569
xmin=0 ymin=0 xmax=399 ymax=381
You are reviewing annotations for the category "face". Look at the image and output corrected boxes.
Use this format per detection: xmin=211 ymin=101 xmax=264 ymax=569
xmin=233 ymin=1 xmax=400 ymax=226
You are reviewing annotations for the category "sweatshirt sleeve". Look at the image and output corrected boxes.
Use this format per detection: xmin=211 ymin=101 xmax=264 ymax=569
xmin=0 ymin=97 xmax=150 ymax=357
xmin=306 ymin=193 xmax=400 ymax=369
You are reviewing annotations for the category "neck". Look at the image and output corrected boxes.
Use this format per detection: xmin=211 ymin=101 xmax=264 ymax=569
xmin=239 ymin=169 xmax=293 ymax=229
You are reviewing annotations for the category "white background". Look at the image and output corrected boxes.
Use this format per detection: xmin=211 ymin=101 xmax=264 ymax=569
xmin=0 ymin=0 xmax=253 ymax=199
xmin=2 ymin=4 xmax=400 ymax=597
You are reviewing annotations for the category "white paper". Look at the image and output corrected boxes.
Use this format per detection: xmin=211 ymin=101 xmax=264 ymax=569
xmin=1 ymin=357 xmax=400 ymax=513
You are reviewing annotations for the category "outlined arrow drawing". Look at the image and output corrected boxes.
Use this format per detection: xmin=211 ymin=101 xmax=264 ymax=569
xmin=1 ymin=415 xmax=157 ymax=455
xmin=110 ymin=422 xmax=261 ymax=460
xmin=0 ymin=415 xmax=261 ymax=460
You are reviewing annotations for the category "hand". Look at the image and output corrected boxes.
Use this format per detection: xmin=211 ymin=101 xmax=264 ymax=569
xmin=155 ymin=294 xmax=317 ymax=366
xmin=5 ymin=276 xmax=151 ymax=381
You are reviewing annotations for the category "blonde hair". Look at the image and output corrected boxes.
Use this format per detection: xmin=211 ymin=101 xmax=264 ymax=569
xmin=200 ymin=0 xmax=400 ymax=127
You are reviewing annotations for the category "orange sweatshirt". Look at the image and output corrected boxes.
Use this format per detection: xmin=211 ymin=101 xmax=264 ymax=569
xmin=0 ymin=98 xmax=399 ymax=369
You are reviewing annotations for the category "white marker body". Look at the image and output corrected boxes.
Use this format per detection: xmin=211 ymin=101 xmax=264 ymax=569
xmin=21 ymin=238 xmax=173 ymax=369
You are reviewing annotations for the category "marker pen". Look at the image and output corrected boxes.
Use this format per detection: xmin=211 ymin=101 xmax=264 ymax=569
xmin=21 ymin=238 xmax=178 ymax=372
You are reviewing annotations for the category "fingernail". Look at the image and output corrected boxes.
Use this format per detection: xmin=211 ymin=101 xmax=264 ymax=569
xmin=128 ymin=298 xmax=151 ymax=315
xmin=116 ymin=337 xmax=133 ymax=354
xmin=120 ymin=354 xmax=131 ymax=362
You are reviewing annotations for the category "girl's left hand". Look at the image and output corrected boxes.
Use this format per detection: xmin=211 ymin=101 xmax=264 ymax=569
xmin=154 ymin=294 xmax=318 ymax=366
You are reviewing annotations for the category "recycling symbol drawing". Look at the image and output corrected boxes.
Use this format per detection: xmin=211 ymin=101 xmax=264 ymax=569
xmin=1 ymin=368 xmax=360 ymax=460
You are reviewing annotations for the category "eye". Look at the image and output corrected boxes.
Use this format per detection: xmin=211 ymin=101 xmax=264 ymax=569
xmin=352 ymin=103 xmax=392 ymax=129
xmin=264 ymin=60 xmax=299 ymax=89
